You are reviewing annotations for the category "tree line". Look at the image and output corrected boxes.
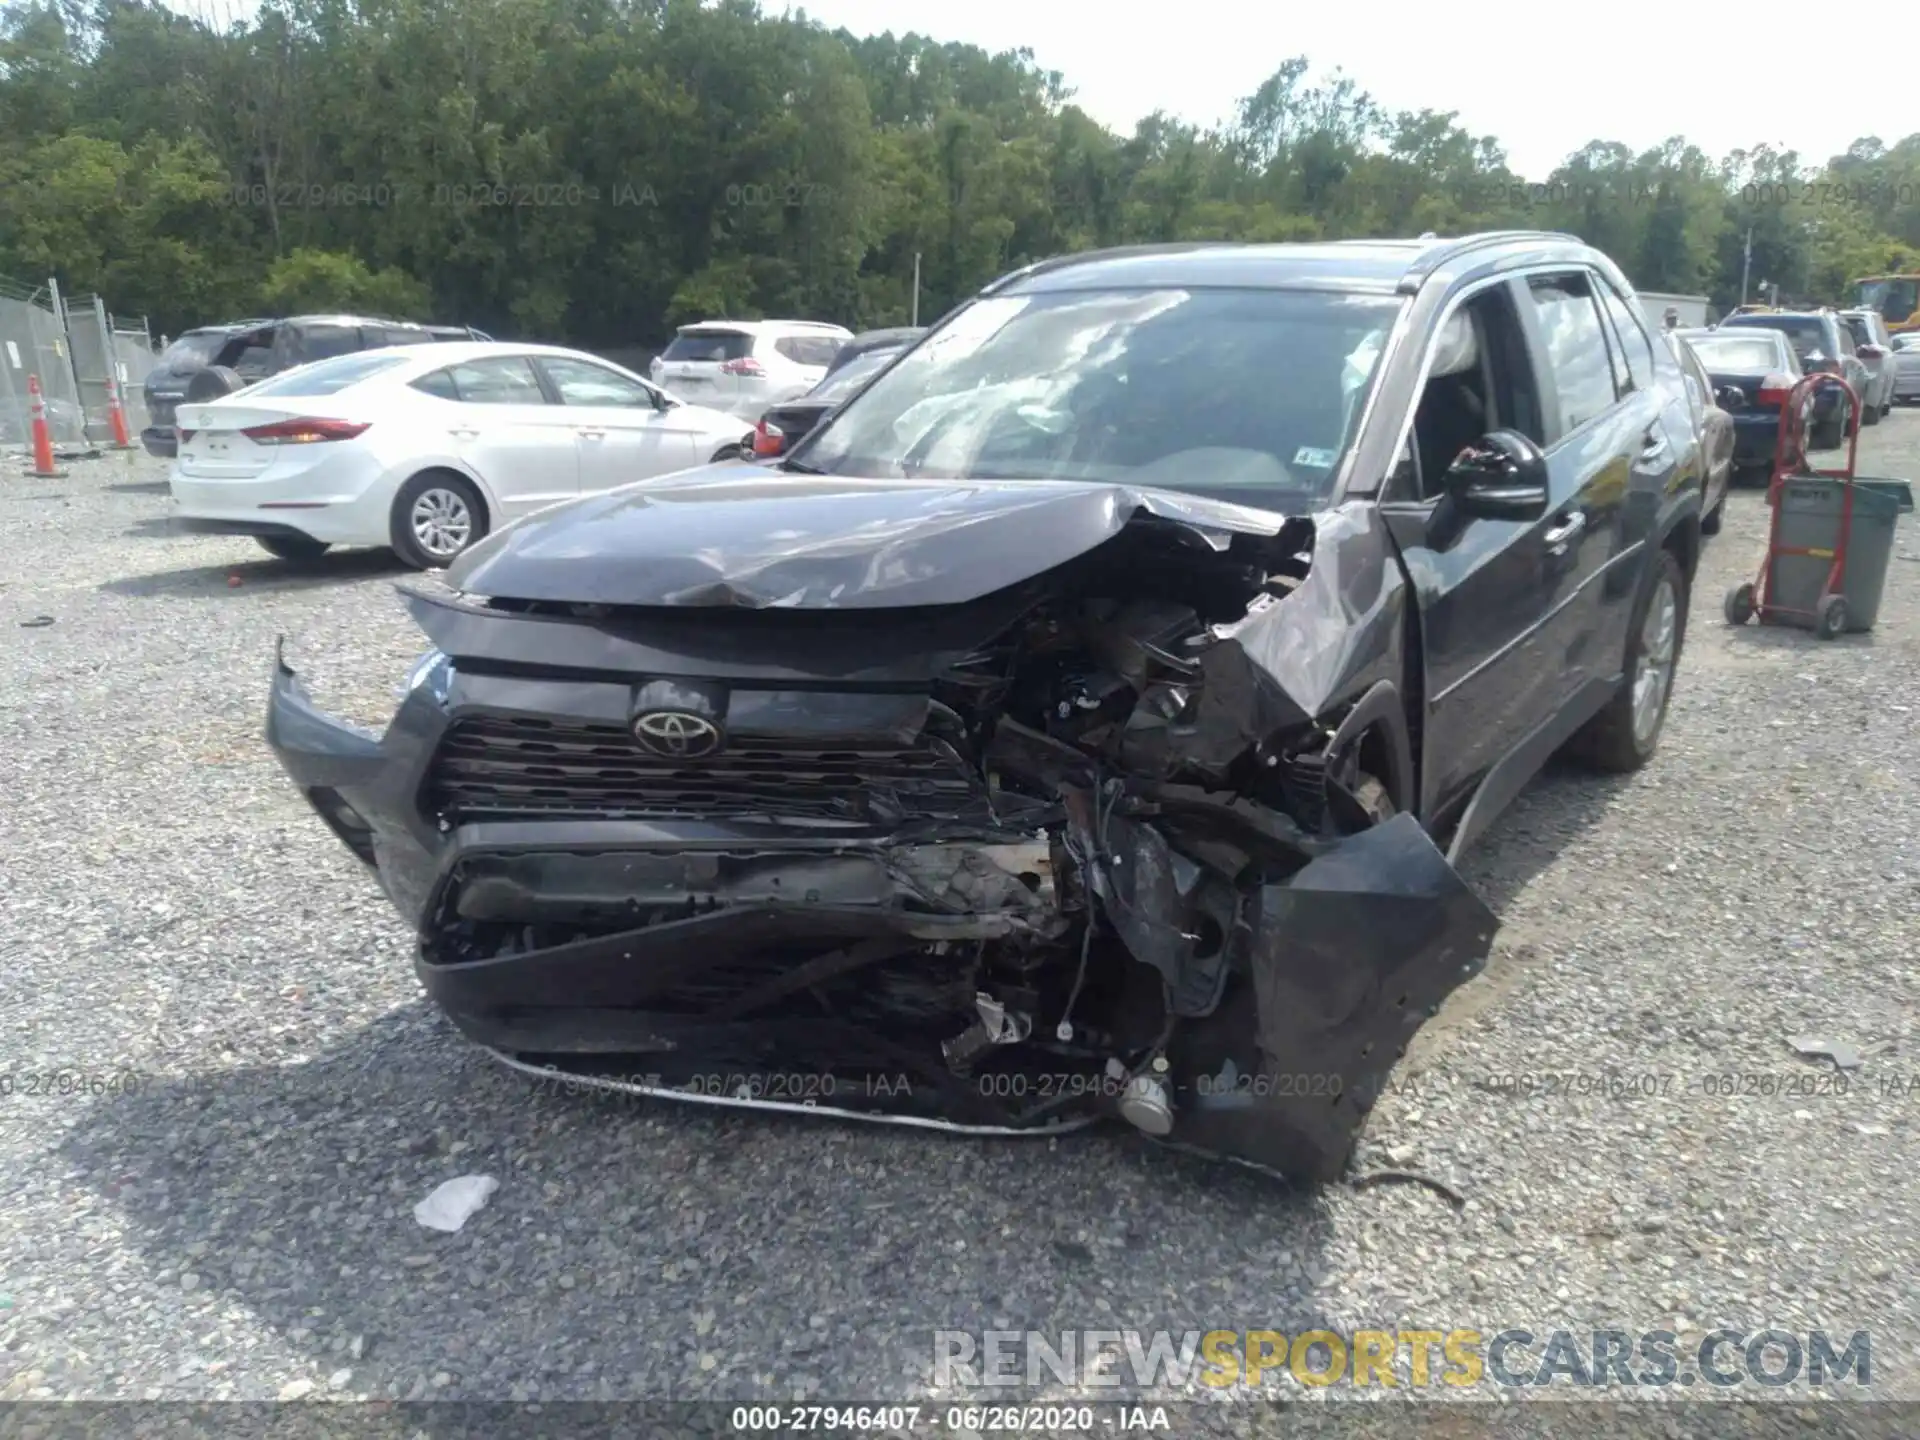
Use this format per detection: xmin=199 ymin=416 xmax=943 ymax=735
xmin=2 ymin=0 xmax=1917 ymax=346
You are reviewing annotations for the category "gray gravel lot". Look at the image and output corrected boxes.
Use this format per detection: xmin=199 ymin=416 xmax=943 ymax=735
xmin=3 ymin=424 xmax=1920 ymax=1425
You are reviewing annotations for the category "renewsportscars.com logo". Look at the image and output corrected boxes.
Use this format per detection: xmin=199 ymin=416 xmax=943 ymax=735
xmin=932 ymin=1327 xmax=1871 ymax=1390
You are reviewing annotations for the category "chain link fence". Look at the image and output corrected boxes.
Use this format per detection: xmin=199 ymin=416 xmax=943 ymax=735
xmin=0 ymin=274 xmax=155 ymax=453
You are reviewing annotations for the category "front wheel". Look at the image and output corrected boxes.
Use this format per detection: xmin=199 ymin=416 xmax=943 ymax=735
xmin=390 ymin=471 xmax=488 ymax=570
xmin=255 ymin=533 xmax=331 ymax=563
xmin=1573 ymin=547 xmax=1686 ymax=773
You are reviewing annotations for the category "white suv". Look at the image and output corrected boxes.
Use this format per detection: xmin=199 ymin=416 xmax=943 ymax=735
xmin=651 ymin=320 xmax=853 ymax=420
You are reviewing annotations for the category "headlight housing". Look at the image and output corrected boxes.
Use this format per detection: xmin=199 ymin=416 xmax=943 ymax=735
xmin=401 ymin=647 xmax=452 ymax=704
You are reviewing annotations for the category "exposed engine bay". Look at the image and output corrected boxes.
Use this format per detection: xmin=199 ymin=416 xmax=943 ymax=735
xmin=370 ymin=510 xmax=1498 ymax=1181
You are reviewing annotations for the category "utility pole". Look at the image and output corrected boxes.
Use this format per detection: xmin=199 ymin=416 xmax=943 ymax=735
xmin=1740 ymin=226 xmax=1753 ymax=306
xmin=911 ymin=252 xmax=921 ymax=328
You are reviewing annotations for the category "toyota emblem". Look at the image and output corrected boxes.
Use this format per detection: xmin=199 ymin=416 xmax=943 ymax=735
xmin=631 ymin=710 xmax=723 ymax=758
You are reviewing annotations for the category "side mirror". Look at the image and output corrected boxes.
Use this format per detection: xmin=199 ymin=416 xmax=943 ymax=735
xmin=1443 ymin=430 xmax=1550 ymax=520
xmin=1858 ymin=343 xmax=1886 ymax=360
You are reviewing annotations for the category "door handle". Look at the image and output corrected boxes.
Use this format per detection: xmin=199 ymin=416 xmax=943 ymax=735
xmin=1641 ymin=425 xmax=1669 ymax=458
xmin=576 ymin=428 xmax=606 ymax=439
xmin=447 ymin=426 xmax=479 ymax=439
xmin=1544 ymin=511 xmax=1586 ymax=555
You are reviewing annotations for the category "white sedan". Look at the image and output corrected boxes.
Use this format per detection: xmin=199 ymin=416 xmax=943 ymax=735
xmin=168 ymin=342 xmax=752 ymax=567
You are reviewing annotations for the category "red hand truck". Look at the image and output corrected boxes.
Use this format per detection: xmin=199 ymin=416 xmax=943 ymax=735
xmin=1722 ymin=372 xmax=1865 ymax=640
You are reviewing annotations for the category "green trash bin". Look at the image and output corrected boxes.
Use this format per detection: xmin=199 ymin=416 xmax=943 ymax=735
xmin=1764 ymin=476 xmax=1912 ymax=633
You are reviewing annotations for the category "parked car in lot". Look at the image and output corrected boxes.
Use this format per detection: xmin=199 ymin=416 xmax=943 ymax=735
xmin=1674 ymin=327 xmax=1812 ymax=477
xmin=1715 ymin=309 xmax=1874 ymax=447
xmin=748 ymin=327 xmax=924 ymax=459
xmin=141 ymin=315 xmax=490 ymax=458
xmin=1893 ymin=332 xmax=1920 ymax=403
xmin=168 ymin=342 xmax=748 ymax=568
xmin=1664 ymin=331 xmax=1732 ymax=530
xmin=649 ymin=319 xmax=854 ymax=420
xmin=265 ymin=232 xmax=1706 ymax=1183
xmin=1838 ymin=309 xmax=1898 ymax=420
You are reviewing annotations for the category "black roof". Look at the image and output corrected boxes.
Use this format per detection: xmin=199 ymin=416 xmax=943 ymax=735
xmin=987 ymin=231 xmax=1592 ymax=298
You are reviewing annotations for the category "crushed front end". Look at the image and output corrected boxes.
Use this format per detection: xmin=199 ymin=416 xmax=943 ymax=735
xmin=267 ymin=496 xmax=1495 ymax=1181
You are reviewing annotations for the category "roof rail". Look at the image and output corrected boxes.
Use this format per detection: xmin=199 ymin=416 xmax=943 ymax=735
xmin=981 ymin=241 xmax=1238 ymax=295
xmin=1396 ymin=230 xmax=1586 ymax=294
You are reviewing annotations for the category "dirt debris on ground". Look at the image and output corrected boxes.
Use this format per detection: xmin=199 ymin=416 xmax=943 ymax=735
xmin=1 ymin=425 xmax=1918 ymax=1416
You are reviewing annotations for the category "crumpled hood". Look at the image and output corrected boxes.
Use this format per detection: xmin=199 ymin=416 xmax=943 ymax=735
xmin=446 ymin=462 xmax=1295 ymax=609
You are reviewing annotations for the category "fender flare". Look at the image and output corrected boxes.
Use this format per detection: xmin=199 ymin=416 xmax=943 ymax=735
xmin=1324 ymin=678 xmax=1416 ymax=817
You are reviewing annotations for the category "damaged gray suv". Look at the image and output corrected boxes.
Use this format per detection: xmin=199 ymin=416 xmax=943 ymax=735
xmin=267 ymin=232 xmax=1704 ymax=1181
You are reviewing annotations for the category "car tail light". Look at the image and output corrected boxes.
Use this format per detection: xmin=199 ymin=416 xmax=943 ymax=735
xmin=240 ymin=418 xmax=371 ymax=445
xmin=1756 ymin=375 xmax=1792 ymax=407
xmin=719 ymin=357 xmax=766 ymax=377
xmin=752 ymin=419 xmax=785 ymax=457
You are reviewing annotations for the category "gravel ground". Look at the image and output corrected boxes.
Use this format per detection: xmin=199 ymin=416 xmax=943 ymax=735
xmin=3 ymin=424 xmax=1919 ymax=1427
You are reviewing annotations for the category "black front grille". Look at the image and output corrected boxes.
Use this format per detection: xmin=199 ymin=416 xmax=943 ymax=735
xmin=426 ymin=714 xmax=976 ymax=822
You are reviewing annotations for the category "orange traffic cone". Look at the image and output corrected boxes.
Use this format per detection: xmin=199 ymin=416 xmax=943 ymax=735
xmin=26 ymin=375 xmax=64 ymax=478
xmin=105 ymin=373 xmax=133 ymax=449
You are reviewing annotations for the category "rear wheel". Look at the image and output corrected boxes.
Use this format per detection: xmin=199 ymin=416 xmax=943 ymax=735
xmin=1815 ymin=594 xmax=1849 ymax=640
xmin=255 ymin=533 xmax=331 ymax=563
xmin=390 ymin=471 xmax=488 ymax=569
xmin=1701 ymin=488 xmax=1725 ymax=536
xmin=1574 ymin=547 xmax=1686 ymax=773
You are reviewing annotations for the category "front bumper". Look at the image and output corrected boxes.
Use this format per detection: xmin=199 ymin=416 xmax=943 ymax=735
xmin=265 ymin=636 xmax=1498 ymax=1180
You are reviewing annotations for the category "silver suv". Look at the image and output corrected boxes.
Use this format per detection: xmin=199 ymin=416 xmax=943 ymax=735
xmin=1838 ymin=309 xmax=1897 ymax=421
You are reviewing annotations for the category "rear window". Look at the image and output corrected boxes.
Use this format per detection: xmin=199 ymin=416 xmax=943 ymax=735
xmin=774 ymin=336 xmax=843 ymax=367
xmin=157 ymin=332 xmax=228 ymax=369
xmin=1722 ymin=315 xmax=1830 ymax=357
xmin=1689 ymin=336 xmax=1785 ymax=371
xmin=244 ymin=351 xmax=410 ymax=398
xmin=662 ymin=330 xmax=753 ymax=363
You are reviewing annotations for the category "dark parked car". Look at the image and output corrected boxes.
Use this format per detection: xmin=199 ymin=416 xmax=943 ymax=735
xmin=748 ymin=329 xmax=923 ymax=458
xmin=1674 ymin=327 xmax=1812 ymax=476
xmin=1715 ymin=310 xmax=1870 ymax=449
xmin=266 ymin=233 xmax=1706 ymax=1182
xmin=140 ymin=315 xmax=491 ymax=457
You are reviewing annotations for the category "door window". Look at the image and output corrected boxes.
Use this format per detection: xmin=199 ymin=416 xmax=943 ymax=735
xmin=293 ymin=324 xmax=365 ymax=363
xmin=1598 ymin=283 xmax=1655 ymax=394
xmin=1401 ymin=283 xmax=1544 ymax=501
xmin=539 ymin=357 xmax=656 ymax=408
xmin=774 ymin=336 xmax=842 ymax=367
xmin=1527 ymin=275 xmax=1620 ymax=437
xmin=411 ymin=367 xmax=460 ymax=400
xmin=444 ymin=357 xmax=548 ymax=404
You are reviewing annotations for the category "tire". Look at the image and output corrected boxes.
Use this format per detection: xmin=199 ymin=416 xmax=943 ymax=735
xmin=1724 ymin=582 xmax=1756 ymax=627
xmin=1574 ymin=547 xmax=1686 ymax=773
xmin=1700 ymin=488 xmax=1724 ymax=536
xmin=389 ymin=471 xmax=488 ymax=569
xmin=1815 ymin=594 xmax=1848 ymax=640
xmin=255 ymin=534 xmax=331 ymax=563
xmin=711 ymin=443 xmax=744 ymax=463
xmin=184 ymin=365 xmax=246 ymax=404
